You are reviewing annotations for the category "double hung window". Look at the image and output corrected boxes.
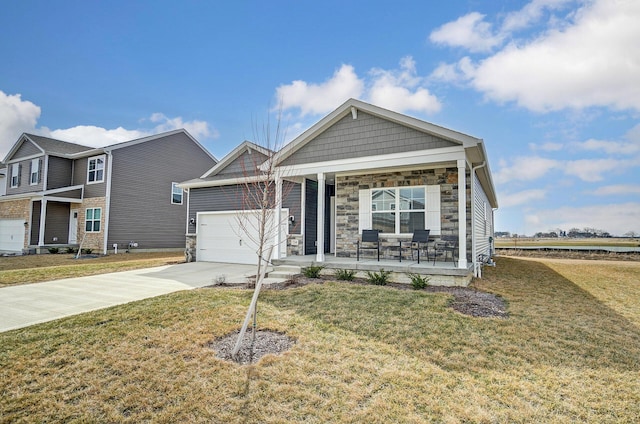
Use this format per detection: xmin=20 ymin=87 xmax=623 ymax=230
xmin=30 ymin=158 xmax=40 ymax=185
xmin=371 ymin=186 xmax=426 ymax=234
xmin=85 ymin=208 xmax=101 ymax=232
xmin=10 ymin=163 xmax=19 ymax=188
xmin=87 ymin=155 xmax=105 ymax=183
xmin=171 ymin=182 xmax=183 ymax=205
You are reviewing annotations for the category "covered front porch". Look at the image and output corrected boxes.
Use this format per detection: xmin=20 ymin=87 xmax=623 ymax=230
xmin=272 ymin=254 xmax=473 ymax=287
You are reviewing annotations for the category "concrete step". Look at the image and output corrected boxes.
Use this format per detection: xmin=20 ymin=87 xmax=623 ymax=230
xmin=267 ymin=265 xmax=301 ymax=279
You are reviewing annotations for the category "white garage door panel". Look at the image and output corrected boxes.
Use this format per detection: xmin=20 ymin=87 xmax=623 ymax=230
xmin=196 ymin=210 xmax=287 ymax=265
xmin=0 ymin=219 xmax=25 ymax=252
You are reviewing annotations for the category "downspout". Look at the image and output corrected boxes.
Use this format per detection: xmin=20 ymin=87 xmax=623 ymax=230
xmin=102 ymin=150 xmax=113 ymax=255
xmin=471 ymin=161 xmax=486 ymax=278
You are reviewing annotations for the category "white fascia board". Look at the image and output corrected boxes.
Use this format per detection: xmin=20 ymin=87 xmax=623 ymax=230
xmin=6 ymin=153 xmax=45 ymax=164
xmin=178 ymin=174 xmax=271 ymax=189
xmin=43 ymin=184 xmax=85 ymax=196
xmin=42 ymin=196 xmax=84 ymax=203
xmin=278 ymin=146 xmax=465 ymax=177
xmin=201 ymin=140 xmax=271 ymax=178
xmin=3 ymin=135 xmax=45 ymax=163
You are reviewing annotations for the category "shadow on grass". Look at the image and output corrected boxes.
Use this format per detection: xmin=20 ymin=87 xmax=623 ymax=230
xmin=261 ymin=257 xmax=640 ymax=373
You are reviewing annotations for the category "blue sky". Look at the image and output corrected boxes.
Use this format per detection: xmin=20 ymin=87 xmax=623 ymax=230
xmin=1 ymin=0 xmax=638 ymax=236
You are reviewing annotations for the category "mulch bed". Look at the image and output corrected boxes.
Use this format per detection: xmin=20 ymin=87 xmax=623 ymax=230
xmin=211 ymin=329 xmax=295 ymax=365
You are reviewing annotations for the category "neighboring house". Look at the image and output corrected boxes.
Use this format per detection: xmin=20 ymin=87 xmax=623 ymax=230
xmin=0 ymin=163 xmax=6 ymax=196
xmin=181 ymin=98 xmax=498 ymax=278
xmin=0 ymin=130 xmax=216 ymax=254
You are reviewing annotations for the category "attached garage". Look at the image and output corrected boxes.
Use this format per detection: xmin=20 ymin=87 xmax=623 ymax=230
xmin=0 ymin=219 xmax=25 ymax=252
xmin=196 ymin=210 xmax=287 ymax=264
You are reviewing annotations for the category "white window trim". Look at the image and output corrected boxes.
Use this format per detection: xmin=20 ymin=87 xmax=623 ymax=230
xmin=10 ymin=163 xmax=19 ymax=188
xmin=360 ymin=185 xmax=441 ymax=235
xmin=87 ymin=154 xmax=106 ymax=184
xmin=85 ymin=207 xmax=102 ymax=233
xmin=171 ymin=182 xmax=183 ymax=205
xmin=370 ymin=186 xmax=427 ymax=235
xmin=30 ymin=158 xmax=40 ymax=185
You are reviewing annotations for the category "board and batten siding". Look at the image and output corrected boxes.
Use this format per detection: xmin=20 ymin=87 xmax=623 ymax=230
xmin=46 ymin=156 xmax=73 ymax=190
xmin=188 ymin=181 xmax=302 ymax=235
xmin=107 ymin=132 xmax=215 ymax=249
xmin=473 ymin=173 xmax=493 ymax=260
xmin=281 ymin=112 xmax=458 ymax=166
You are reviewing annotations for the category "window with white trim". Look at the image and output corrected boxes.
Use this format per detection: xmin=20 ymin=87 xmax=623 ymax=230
xmin=171 ymin=182 xmax=183 ymax=205
xmin=87 ymin=155 xmax=105 ymax=183
xmin=360 ymin=185 xmax=441 ymax=235
xmin=371 ymin=186 xmax=426 ymax=234
xmin=30 ymin=158 xmax=41 ymax=185
xmin=85 ymin=208 xmax=101 ymax=232
xmin=10 ymin=163 xmax=20 ymax=188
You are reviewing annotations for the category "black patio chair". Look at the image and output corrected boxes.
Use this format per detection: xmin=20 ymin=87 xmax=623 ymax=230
xmin=357 ymin=229 xmax=380 ymax=261
xmin=400 ymin=229 xmax=431 ymax=263
xmin=433 ymin=236 xmax=458 ymax=266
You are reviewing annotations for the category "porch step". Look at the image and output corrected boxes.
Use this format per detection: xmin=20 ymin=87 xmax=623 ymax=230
xmin=267 ymin=265 xmax=301 ymax=279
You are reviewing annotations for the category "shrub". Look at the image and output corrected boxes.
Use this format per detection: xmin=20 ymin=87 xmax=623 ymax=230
xmin=302 ymin=264 xmax=325 ymax=278
xmin=407 ymin=273 xmax=430 ymax=290
xmin=366 ymin=269 xmax=391 ymax=285
xmin=334 ymin=268 xmax=356 ymax=281
xmin=81 ymin=248 xmax=93 ymax=254
xmin=47 ymin=247 xmax=59 ymax=254
xmin=66 ymin=247 xmax=77 ymax=254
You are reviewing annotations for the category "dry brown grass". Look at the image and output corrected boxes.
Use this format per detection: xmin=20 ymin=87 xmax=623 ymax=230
xmin=1 ymin=257 xmax=639 ymax=422
xmin=495 ymin=237 xmax=639 ymax=247
xmin=0 ymin=252 xmax=184 ymax=287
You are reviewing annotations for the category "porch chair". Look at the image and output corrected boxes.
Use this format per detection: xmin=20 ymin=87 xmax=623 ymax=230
xmin=433 ymin=236 xmax=458 ymax=266
xmin=357 ymin=229 xmax=380 ymax=261
xmin=400 ymin=229 xmax=430 ymax=263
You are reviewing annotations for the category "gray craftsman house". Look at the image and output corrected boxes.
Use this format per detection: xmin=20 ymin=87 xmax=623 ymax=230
xmin=0 ymin=129 xmax=216 ymax=254
xmin=181 ymin=99 xmax=498 ymax=285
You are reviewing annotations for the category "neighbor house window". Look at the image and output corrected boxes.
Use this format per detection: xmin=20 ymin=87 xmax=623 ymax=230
xmin=371 ymin=186 xmax=426 ymax=234
xmin=30 ymin=158 xmax=41 ymax=185
xmin=85 ymin=208 xmax=101 ymax=232
xmin=87 ymin=155 xmax=105 ymax=183
xmin=171 ymin=182 xmax=183 ymax=205
xmin=10 ymin=163 xmax=20 ymax=188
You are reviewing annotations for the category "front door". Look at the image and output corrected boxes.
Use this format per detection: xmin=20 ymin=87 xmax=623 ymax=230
xmin=68 ymin=209 xmax=78 ymax=244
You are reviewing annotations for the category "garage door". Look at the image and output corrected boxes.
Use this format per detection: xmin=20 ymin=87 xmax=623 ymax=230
xmin=196 ymin=210 xmax=287 ymax=264
xmin=0 ymin=219 xmax=25 ymax=252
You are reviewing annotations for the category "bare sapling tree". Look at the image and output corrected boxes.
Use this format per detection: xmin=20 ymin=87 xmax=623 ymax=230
xmin=231 ymin=107 xmax=293 ymax=361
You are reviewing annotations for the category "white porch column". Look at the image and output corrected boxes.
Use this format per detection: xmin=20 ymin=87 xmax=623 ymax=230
xmin=38 ymin=199 xmax=47 ymax=247
xmin=316 ymin=173 xmax=325 ymax=262
xmin=457 ymin=159 xmax=467 ymax=268
xmin=274 ymin=176 xmax=283 ymax=259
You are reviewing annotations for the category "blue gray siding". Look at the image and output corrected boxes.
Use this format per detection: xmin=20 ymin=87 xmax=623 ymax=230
xmin=188 ymin=181 xmax=302 ymax=235
xmin=72 ymin=156 xmax=107 ymax=198
xmin=44 ymin=202 xmax=70 ymax=244
xmin=46 ymin=156 xmax=73 ymax=190
xmin=281 ymin=112 xmax=458 ymax=166
xmin=218 ymin=150 xmax=269 ymax=177
xmin=13 ymin=140 xmax=41 ymax=159
xmin=107 ymin=132 xmax=215 ymax=249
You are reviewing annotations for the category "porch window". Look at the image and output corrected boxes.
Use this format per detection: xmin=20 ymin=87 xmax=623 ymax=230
xmin=10 ymin=163 xmax=20 ymax=188
xmin=171 ymin=182 xmax=183 ymax=205
xmin=371 ymin=187 xmax=426 ymax=234
xmin=87 ymin=155 xmax=105 ymax=183
xmin=360 ymin=185 xmax=440 ymax=235
xmin=85 ymin=208 xmax=101 ymax=232
xmin=30 ymin=158 xmax=41 ymax=185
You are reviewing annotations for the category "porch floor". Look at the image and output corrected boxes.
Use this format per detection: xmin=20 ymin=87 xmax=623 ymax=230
xmin=272 ymin=254 xmax=473 ymax=286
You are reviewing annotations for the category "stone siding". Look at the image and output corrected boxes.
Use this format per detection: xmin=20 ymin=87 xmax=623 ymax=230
xmin=77 ymin=197 xmax=106 ymax=252
xmin=335 ymin=167 xmax=472 ymax=260
xmin=0 ymin=199 xmax=31 ymax=249
xmin=185 ymin=234 xmax=196 ymax=262
xmin=287 ymin=234 xmax=304 ymax=256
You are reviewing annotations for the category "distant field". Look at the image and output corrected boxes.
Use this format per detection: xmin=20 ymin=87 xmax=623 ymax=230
xmin=495 ymin=237 xmax=639 ymax=248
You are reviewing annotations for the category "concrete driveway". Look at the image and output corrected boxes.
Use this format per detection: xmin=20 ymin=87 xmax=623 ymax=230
xmin=0 ymin=262 xmax=257 ymax=333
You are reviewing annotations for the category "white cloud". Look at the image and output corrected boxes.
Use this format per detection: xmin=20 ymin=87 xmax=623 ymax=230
xmin=276 ymin=64 xmax=364 ymax=117
xmin=572 ymin=138 xmax=640 ymax=155
xmin=499 ymin=188 xmax=547 ymax=207
xmin=0 ymin=90 xmax=218 ymax=156
xmin=277 ymin=57 xmax=440 ymax=118
xmin=429 ymin=12 xmax=503 ymax=53
xmin=470 ymin=0 xmax=640 ymax=112
xmin=0 ymin=91 xmax=41 ymax=160
xmin=524 ymin=202 xmax=640 ymax=235
xmin=367 ymin=57 xmax=441 ymax=114
xmin=529 ymin=141 xmax=564 ymax=151
xmin=494 ymin=156 xmax=559 ymax=184
xmin=429 ymin=57 xmax=476 ymax=84
xmin=563 ymin=158 xmax=637 ymax=182
xmin=590 ymin=185 xmax=640 ymax=196
xmin=501 ymin=0 xmax=577 ymax=32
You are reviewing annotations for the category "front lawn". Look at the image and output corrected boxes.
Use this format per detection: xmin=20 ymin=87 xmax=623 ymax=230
xmin=1 ymin=257 xmax=639 ymax=422
xmin=0 ymin=252 xmax=184 ymax=287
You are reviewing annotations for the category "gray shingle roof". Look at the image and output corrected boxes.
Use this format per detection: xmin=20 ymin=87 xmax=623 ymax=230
xmin=25 ymin=134 xmax=94 ymax=155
